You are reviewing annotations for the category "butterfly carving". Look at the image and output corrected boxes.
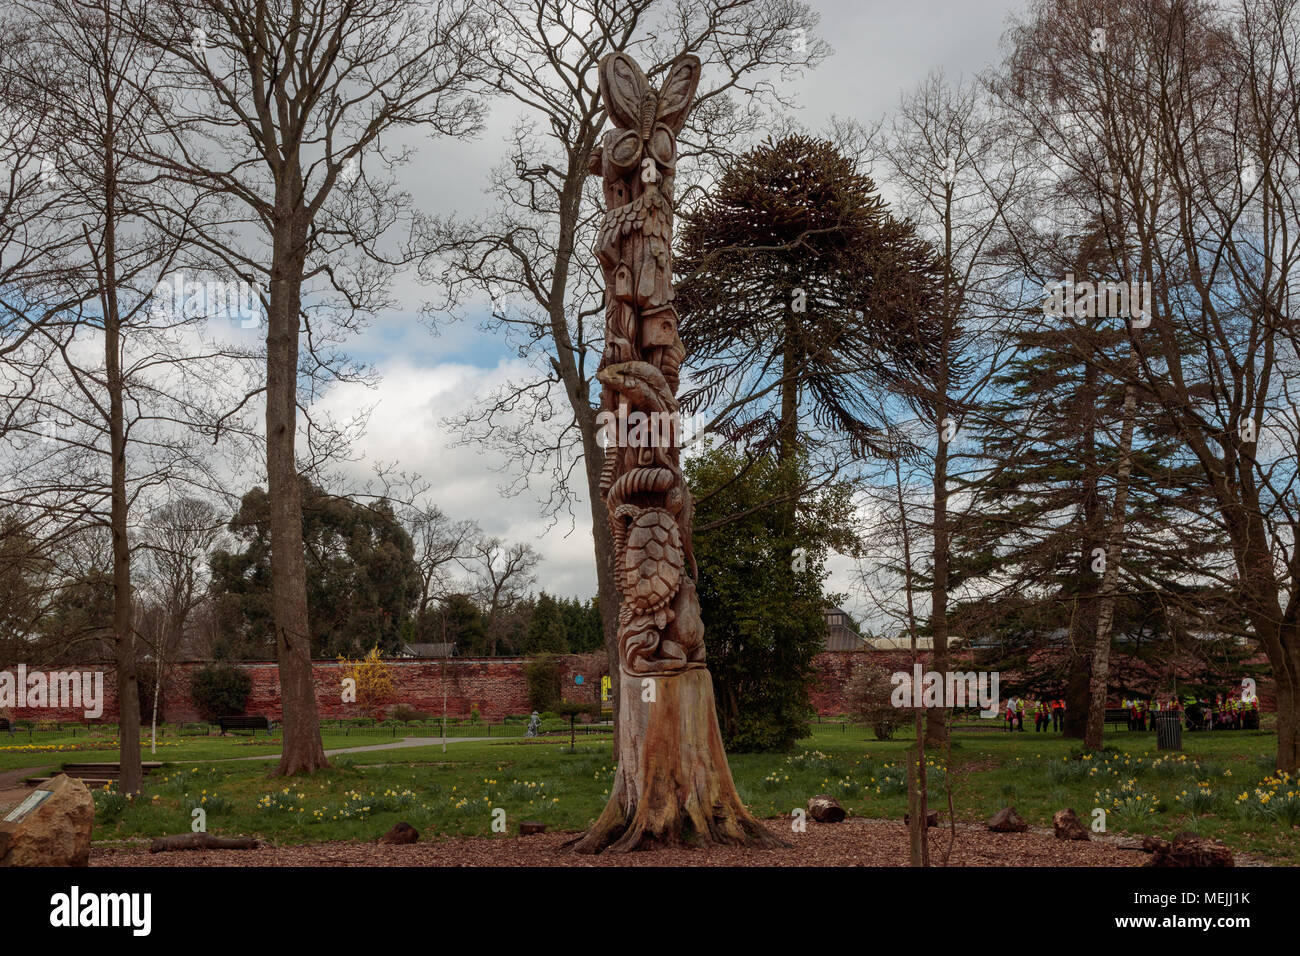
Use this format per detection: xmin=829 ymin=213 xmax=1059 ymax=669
xmin=597 ymin=52 xmax=700 ymax=178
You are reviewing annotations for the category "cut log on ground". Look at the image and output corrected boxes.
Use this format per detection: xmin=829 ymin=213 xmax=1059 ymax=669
xmin=1052 ymin=808 xmax=1090 ymax=841
xmin=148 ymin=833 xmax=259 ymax=853
xmin=1142 ymin=832 xmax=1234 ymax=867
xmin=808 ymin=794 xmax=847 ymax=823
xmin=378 ymin=822 xmax=419 ymax=845
xmin=904 ymin=809 xmax=939 ymax=827
xmin=987 ymin=806 xmax=1028 ymax=833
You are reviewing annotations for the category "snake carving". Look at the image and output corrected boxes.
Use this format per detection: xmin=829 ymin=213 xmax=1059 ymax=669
xmin=589 ymin=51 xmax=704 ymax=677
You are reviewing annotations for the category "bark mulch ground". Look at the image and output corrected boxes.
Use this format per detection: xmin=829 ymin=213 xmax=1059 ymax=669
xmin=91 ymin=817 xmax=1157 ymax=866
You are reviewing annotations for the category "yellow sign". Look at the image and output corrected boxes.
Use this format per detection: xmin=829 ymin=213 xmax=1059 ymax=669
xmin=601 ymin=675 xmax=612 ymax=702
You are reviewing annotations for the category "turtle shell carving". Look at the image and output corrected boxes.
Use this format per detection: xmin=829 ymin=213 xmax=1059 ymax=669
xmin=622 ymin=508 xmax=682 ymax=616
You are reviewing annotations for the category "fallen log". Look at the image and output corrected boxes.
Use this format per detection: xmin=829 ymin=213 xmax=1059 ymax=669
xmin=148 ymin=833 xmax=259 ymax=854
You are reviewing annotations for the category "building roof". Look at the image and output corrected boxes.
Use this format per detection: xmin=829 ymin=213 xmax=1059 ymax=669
xmin=401 ymin=642 xmax=457 ymax=658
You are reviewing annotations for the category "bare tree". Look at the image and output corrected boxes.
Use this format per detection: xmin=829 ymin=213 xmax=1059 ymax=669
xmin=404 ymin=502 xmax=480 ymax=640
xmin=0 ymin=0 xmax=244 ymax=792
xmin=138 ymin=496 xmax=223 ymax=749
xmin=423 ymin=0 xmax=828 ymax=727
xmin=876 ymin=72 xmax=1030 ymax=747
xmin=468 ymin=536 xmax=539 ymax=654
xmin=131 ymin=0 xmax=488 ymax=773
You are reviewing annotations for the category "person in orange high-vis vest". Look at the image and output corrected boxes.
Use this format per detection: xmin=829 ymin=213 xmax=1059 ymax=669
xmin=1051 ymin=698 xmax=1065 ymax=732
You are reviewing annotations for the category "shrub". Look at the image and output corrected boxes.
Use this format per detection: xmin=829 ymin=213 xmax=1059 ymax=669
xmin=337 ymin=647 xmax=396 ymax=718
xmin=388 ymin=704 xmax=428 ymax=723
xmin=188 ymin=663 xmax=252 ymax=721
xmin=555 ymin=700 xmax=600 ymax=721
xmin=524 ymin=655 xmax=563 ymax=712
xmin=844 ymin=661 xmax=905 ymax=740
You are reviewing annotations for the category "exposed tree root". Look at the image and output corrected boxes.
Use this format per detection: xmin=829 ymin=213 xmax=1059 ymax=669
xmin=567 ymin=667 xmax=787 ymax=854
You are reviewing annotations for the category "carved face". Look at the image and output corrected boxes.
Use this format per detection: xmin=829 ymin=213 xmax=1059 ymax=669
xmin=595 ymin=52 xmax=699 ymax=203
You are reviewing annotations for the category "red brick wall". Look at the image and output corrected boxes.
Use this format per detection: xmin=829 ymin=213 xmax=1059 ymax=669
xmin=5 ymin=648 xmax=1272 ymax=723
xmin=9 ymin=654 xmax=856 ymax=723
xmin=151 ymin=657 xmax=604 ymax=723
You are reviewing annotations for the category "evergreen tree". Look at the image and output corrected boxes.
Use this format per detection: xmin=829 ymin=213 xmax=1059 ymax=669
xmin=686 ymin=441 xmax=856 ymax=752
xmin=524 ymin=592 xmax=569 ymax=654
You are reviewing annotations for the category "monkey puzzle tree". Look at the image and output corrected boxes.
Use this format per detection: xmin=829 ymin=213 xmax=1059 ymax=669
xmin=676 ymin=134 xmax=940 ymax=521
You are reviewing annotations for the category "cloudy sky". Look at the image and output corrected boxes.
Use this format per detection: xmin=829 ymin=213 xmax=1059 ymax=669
xmin=317 ymin=0 xmax=1027 ymax=614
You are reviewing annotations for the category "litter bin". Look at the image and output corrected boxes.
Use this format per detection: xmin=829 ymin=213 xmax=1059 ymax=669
xmin=1154 ymin=712 xmax=1183 ymax=750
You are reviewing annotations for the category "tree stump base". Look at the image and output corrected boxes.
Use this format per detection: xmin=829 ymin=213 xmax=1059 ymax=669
xmin=567 ymin=667 xmax=785 ymax=854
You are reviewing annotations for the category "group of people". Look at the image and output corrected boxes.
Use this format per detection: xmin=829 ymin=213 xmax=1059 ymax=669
xmin=1002 ymin=696 xmax=1066 ymax=732
xmin=1185 ymin=693 xmax=1260 ymax=731
xmin=998 ymin=692 xmax=1261 ymax=733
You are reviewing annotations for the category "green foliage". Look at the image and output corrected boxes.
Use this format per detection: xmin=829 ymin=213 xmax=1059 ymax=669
xmin=189 ymin=662 xmax=253 ymax=721
xmin=520 ymin=592 xmax=602 ymax=655
xmin=676 ymin=135 xmax=940 ymax=459
xmin=686 ymin=441 xmax=856 ymax=753
xmin=209 ymin=479 xmax=422 ymax=659
xmin=524 ymin=593 xmax=568 ymax=654
xmin=434 ymin=593 xmax=487 ymax=654
xmin=524 ymin=654 xmax=562 ymax=713
xmin=388 ymin=704 xmax=428 ymax=723
xmin=555 ymin=699 xmax=600 ymax=719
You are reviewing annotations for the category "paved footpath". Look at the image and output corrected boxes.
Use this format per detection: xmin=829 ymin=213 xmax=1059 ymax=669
xmin=220 ymin=736 xmax=497 ymax=761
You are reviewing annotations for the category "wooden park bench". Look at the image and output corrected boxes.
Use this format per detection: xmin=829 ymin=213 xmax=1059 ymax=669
xmin=25 ymin=761 xmax=163 ymax=790
xmin=217 ymin=715 xmax=271 ymax=736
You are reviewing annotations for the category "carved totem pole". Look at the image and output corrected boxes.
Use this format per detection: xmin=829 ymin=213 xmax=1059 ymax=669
xmin=569 ymin=52 xmax=781 ymax=853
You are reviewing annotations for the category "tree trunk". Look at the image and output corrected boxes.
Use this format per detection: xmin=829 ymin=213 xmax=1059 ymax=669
xmin=1085 ymin=376 xmax=1138 ymax=749
xmin=926 ymin=394 xmax=950 ymax=749
xmin=267 ymin=210 xmax=327 ymax=776
xmin=568 ymin=666 xmax=782 ymax=852
xmin=926 ymin=190 xmax=955 ymax=750
xmin=1065 ymin=357 xmax=1102 ymax=740
xmin=108 ymin=322 xmax=141 ymax=795
xmin=102 ymin=135 xmax=141 ymax=796
xmin=579 ymin=401 xmax=620 ymax=739
xmin=1275 ymin=656 xmax=1300 ymax=773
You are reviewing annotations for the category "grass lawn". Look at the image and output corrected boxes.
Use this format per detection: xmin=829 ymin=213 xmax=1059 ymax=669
xmin=0 ymin=723 xmax=609 ymax=773
xmin=41 ymin=722 xmax=1296 ymax=864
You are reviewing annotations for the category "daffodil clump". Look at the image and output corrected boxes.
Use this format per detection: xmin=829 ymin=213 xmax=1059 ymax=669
xmin=0 ymin=738 xmax=176 ymax=754
xmin=785 ymin=750 xmax=841 ymax=774
xmin=872 ymin=763 xmax=909 ymax=796
xmin=183 ymin=790 xmax=232 ymax=814
xmin=1093 ymin=776 xmax=1163 ymax=818
xmin=256 ymin=786 xmax=421 ymax=824
xmin=91 ymin=780 xmax=131 ymax=819
xmin=1172 ymin=779 xmax=1219 ymax=814
xmin=1233 ymin=770 xmax=1300 ymax=826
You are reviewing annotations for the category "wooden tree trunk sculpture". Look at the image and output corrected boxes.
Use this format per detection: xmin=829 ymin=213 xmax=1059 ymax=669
xmin=568 ymin=52 xmax=783 ymax=853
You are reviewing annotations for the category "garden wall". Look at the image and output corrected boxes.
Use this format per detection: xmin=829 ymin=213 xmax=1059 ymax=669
xmin=6 ymin=652 xmax=882 ymax=723
xmin=5 ymin=647 xmax=1273 ymax=723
